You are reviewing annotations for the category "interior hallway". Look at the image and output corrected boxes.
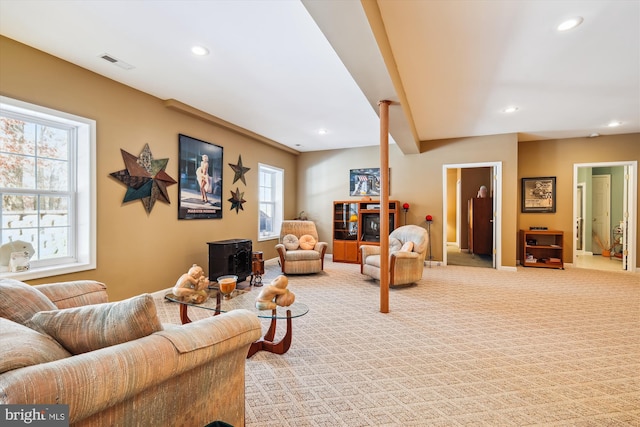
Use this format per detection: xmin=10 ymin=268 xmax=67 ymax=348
xmin=447 ymin=244 xmax=493 ymax=268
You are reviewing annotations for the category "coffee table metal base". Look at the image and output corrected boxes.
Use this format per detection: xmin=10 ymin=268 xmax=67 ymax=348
xmin=178 ymin=304 xmax=293 ymax=358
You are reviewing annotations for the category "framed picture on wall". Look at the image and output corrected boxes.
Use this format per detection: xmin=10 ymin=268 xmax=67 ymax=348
xmin=350 ymin=168 xmax=390 ymax=196
xmin=521 ymin=176 xmax=556 ymax=213
xmin=178 ymin=134 xmax=223 ymax=219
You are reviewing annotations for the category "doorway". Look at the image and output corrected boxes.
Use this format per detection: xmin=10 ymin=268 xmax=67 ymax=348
xmin=443 ymin=162 xmax=502 ymax=269
xmin=573 ymin=161 xmax=637 ymax=272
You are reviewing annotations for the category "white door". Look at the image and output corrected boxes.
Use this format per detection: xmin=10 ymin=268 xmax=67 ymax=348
xmin=592 ymin=175 xmax=611 ymax=255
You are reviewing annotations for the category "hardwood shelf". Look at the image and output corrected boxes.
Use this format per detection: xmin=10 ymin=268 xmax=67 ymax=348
xmin=519 ymin=229 xmax=564 ymax=269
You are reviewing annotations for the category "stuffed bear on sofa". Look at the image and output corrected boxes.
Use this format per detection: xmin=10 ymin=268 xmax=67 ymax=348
xmin=0 ymin=278 xmax=261 ymax=426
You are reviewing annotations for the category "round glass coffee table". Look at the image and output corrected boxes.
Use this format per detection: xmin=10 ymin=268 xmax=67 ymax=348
xmin=165 ymin=287 xmax=308 ymax=357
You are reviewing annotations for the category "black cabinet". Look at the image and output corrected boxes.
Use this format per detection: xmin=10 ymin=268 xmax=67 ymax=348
xmin=207 ymin=239 xmax=252 ymax=282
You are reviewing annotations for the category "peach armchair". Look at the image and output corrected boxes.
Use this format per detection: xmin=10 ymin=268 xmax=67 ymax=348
xmin=275 ymin=220 xmax=328 ymax=274
xmin=360 ymin=224 xmax=428 ymax=286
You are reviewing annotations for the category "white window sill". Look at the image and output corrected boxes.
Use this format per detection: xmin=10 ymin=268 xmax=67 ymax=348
xmin=0 ymin=262 xmax=96 ymax=281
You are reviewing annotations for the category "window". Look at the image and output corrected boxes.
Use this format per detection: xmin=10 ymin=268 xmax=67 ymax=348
xmin=258 ymin=163 xmax=283 ymax=241
xmin=0 ymin=96 xmax=96 ymax=279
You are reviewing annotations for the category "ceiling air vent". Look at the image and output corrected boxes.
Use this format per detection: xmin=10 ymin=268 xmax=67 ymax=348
xmin=99 ymin=53 xmax=135 ymax=70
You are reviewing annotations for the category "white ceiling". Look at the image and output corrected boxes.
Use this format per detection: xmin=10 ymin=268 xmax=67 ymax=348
xmin=1 ymin=0 xmax=638 ymax=154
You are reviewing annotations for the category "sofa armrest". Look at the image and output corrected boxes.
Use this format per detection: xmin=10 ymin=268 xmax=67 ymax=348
xmin=34 ymin=280 xmax=108 ymax=308
xmin=0 ymin=309 xmax=261 ymax=425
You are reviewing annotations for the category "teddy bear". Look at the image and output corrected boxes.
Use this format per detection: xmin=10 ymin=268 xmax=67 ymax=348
xmin=172 ymin=264 xmax=210 ymax=304
xmin=255 ymin=275 xmax=295 ymax=310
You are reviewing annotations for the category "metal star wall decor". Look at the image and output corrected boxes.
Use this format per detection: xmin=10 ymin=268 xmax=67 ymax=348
xmin=229 ymin=155 xmax=251 ymax=185
xmin=109 ymin=143 xmax=177 ymax=214
xmin=228 ymin=187 xmax=246 ymax=213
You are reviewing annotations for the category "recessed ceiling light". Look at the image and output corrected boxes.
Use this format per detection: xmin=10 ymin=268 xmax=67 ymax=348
xmin=557 ymin=17 xmax=583 ymax=32
xmin=589 ymin=133 xmax=600 ymax=138
xmin=317 ymin=129 xmax=328 ymax=135
xmin=502 ymin=106 xmax=518 ymax=113
xmin=608 ymin=121 xmax=622 ymax=127
xmin=191 ymin=46 xmax=209 ymax=56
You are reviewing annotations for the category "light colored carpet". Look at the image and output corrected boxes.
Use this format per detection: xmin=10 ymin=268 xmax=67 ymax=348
xmin=157 ymin=257 xmax=640 ymax=426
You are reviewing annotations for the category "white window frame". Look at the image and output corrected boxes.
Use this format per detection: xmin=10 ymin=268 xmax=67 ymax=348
xmin=258 ymin=163 xmax=283 ymax=241
xmin=0 ymin=96 xmax=96 ymax=280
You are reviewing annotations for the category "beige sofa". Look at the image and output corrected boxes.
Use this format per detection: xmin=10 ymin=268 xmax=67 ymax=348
xmin=0 ymin=278 xmax=261 ymax=426
xmin=360 ymin=224 xmax=428 ymax=286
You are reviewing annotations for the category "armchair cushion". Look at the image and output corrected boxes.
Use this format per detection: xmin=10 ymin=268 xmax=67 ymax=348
xmin=400 ymin=241 xmax=414 ymax=252
xmin=282 ymin=234 xmax=299 ymax=250
xmin=0 ymin=279 xmax=57 ymax=325
xmin=0 ymin=318 xmax=71 ymax=374
xmin=28 ymin=294 xmax=163 ymax=355
xmin=389 ymin=237 xmax=403 ymax=253
xmin=299 ymin=234 xmax=317 ymax=250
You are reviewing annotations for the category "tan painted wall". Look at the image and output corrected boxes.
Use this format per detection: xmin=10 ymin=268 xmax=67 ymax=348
xmin=298 ymin=133 xmax=520 ymax=267
xmin=1 ymin=36 xmax=298 ymax=301
xmin=518 ymin=135 xmax=640 ymax=267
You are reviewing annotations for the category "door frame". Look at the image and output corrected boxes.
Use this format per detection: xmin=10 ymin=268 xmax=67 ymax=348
xmin=573 ymin=161 xmax=637 ymax=272
xmin=576 ymin=182 xmax=586 ymax=252
xmin=443 ymin=161 xmax=502 ymax=269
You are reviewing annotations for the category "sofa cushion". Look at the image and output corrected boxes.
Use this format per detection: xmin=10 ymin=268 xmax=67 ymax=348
xmin=35 ymin=280 xmax=108 ymax=309
xmin=0 ymin=278 xmax=57 ymax=324
xmin=299 ymin=234 xmax=317 ymax=250
xmin=282 ymin=234 xmax=299 ymax=250
xmin=0 ymin=318 xmax=71 ymax=374
xmin=28 ymin=293 xmax=163 ymax=355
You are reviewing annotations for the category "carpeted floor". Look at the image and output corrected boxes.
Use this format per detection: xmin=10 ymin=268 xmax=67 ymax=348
xmin=158 ymin=258 xmax=640 ymax=426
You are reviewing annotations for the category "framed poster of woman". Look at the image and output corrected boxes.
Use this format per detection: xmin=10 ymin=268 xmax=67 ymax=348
xmin=178 ymin=134 xmax=223 ymax=219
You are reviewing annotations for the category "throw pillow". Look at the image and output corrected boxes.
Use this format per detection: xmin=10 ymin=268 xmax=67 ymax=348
xmin=298 ymin=234 xmax=317 ymax=250
xmin=0 ymin=278 xmax=57 ymax=325
xmin=28 ymin=293 xmax=163 ymax=355
xmin=282 ymin=234 xmax=299 ymax=250
xmin=388 ymin=237 xmax=402 ymax=253
xmin=400 ymin=241 xmax=414 ymax=252
xmin=0 ymin=318 xmax=71 ymax=374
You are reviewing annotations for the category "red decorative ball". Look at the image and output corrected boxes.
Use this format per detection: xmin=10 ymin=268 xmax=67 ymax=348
xmin=403 ymin=203 xmax=410 ymax=209
xmin=426 ymin=215 xmax=433 ymax=222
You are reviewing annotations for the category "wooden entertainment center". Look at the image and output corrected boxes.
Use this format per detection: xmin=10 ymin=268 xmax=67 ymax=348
xmin=332 ymin=200 xmax=399 ymax=263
